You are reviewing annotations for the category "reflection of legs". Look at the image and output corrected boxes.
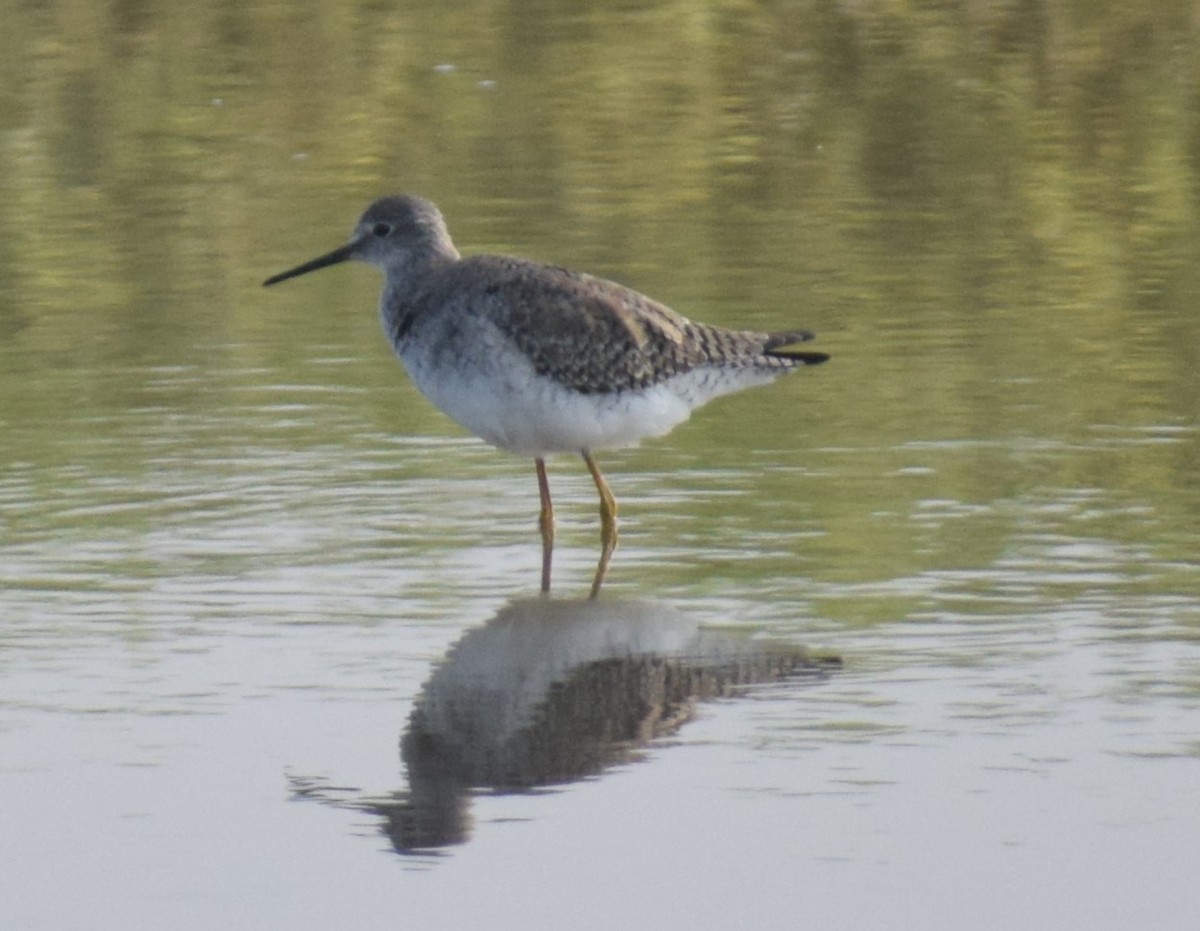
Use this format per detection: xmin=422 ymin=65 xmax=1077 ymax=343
xmin=582 ymin=450 xmax=618 ymax=598
xmin=535 ymin=458 xmax=554 ymax=594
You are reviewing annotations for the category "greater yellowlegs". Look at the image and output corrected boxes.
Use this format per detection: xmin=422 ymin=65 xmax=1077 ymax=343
xmin=263 ymin=195 xmax=829 ymax=596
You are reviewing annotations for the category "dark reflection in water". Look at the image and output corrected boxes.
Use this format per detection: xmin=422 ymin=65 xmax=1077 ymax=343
xmin=291 ymin=597 xmax=839 ymax=856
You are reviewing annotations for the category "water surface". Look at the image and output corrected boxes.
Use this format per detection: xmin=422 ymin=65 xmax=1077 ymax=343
xmin=2 ymin=3 xmax=1199 ymax=929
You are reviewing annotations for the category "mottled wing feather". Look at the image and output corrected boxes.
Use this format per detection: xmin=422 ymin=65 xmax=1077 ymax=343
xmin=465 ymin=258 xmax=699 ymax=393
xmin=463 ymin=256 xmax=817 ymax=394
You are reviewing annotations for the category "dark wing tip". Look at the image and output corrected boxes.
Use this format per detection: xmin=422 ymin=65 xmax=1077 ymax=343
xmin=771 ymin=350 xmax=830 ymax=365
xmin=764 ymin=330 xmax=829 ymax=365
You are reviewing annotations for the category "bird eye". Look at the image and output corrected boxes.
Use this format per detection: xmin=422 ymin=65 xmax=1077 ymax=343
xmin=372 ymin=222 xmax=393 ymax=237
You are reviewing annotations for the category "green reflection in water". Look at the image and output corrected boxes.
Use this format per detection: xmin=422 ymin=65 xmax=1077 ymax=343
xmin=0 ymin=0 xmax=1198 ymax=609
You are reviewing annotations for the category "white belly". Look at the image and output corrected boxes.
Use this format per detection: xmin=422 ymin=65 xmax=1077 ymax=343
xmin=401 ymin=348 xmax=696 ymax=455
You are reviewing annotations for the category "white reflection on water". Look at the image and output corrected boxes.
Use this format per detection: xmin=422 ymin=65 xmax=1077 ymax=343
xmin=289 ymin=596 xmax=839 ymax=856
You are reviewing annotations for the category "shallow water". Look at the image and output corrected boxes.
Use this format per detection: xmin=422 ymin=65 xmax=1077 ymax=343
xmin=3 ymin=3 xmax=1200 ymax=929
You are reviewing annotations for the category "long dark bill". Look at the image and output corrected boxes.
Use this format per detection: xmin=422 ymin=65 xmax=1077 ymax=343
xmin=262 ymin=240 xmax=360 ymax=287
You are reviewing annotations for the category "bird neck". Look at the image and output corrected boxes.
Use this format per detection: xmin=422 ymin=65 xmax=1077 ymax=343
xmin=374 ymin=226 xmax=461 ymax=348
xmin=378 ymin=249 xmax=457 ymax=349
xmin=377 ymin=240 xmax=457 ymax=290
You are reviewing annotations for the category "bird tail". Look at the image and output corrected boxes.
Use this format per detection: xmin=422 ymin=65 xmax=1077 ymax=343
xmin=763 ymin=330 xmax=830 ymax=366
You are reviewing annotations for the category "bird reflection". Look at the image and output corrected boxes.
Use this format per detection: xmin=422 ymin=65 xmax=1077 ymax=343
xmin=290 ymin=597 xmax=839 ymax=856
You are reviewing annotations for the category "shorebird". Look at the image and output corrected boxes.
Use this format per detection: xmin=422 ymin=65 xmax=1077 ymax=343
xmin=263 ymin=195 xmax=828 ymax=596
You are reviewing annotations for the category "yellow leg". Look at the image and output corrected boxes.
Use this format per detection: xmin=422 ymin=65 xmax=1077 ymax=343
xmin=535 ymin=458 xmax=554 ymax=594
xmin=582 ymin=450 xmax=618 ymax=598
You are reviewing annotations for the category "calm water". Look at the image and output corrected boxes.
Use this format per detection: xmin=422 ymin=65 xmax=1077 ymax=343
xmin=3 ymin=2 xmax=1199 ymax=929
